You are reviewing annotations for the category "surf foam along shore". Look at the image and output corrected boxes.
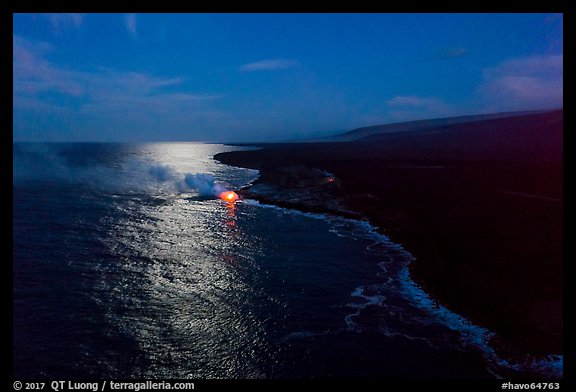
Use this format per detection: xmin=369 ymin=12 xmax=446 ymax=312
xmin=240 ymin=196 xmax=562 ymax=379
xmin=239 ymin=192 xmax=563 ymax=379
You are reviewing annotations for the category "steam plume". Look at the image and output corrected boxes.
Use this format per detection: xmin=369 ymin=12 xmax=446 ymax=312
xmin=184 ymin=173 xmax=227 ymax=197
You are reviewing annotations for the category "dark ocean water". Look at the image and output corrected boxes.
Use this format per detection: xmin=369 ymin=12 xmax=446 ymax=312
xmin=13 ymin=143 xmax=561 ymax=379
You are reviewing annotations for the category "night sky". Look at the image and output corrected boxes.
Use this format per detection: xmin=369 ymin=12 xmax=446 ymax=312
xmin=13 ymin=13 xmax=563 ymax=142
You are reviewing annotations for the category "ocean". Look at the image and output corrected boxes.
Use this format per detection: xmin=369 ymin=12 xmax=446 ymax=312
xmin=12 ymin=143 xmax=561 ymax=379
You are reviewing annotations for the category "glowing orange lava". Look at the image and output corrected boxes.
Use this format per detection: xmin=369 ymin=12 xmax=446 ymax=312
xmin=219 ymin=191 xmax=239 ymax=203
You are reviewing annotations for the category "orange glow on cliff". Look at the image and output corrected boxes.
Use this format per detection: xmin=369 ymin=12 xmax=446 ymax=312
xmin=219 ymin=191 xmax=239 ymax=203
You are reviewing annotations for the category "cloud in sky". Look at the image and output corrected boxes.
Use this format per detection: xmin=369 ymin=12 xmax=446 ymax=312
xmin=13 ymin=36 xmax=222 ymax=141
xmin=445 ymin=47 xmax=469 ymax=58
xmin=384 ymin=53 xmax=563 ymax=122
xmin=45 ymin=13 xmax=84 ymax=31
xmin=125 ymin=14 xmax=137 ymax=38
xmin=387 ymin=96 xmax=448 ymax=108
xmin=239 ymin=59 xmax=300 ymax=72
xmin=479 ymin=54 xmax=563 ymax=111
xmin=13 ymin=36 xmax=193 ymax=100
xmin=386 ymin=95 xmax=456 ymax=121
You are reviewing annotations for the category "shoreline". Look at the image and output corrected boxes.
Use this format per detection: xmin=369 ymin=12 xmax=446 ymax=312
xmin=238 ymin=183 xmax=561 ymax=379
xmin=213 ymin=111 xmax=562 ymax=367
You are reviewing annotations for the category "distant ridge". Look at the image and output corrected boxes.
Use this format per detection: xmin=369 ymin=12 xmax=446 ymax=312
xmin=331 ymin=110 xmax=553 ymax=142
xmin=221 ymin=109 xmax=563 ymax=165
